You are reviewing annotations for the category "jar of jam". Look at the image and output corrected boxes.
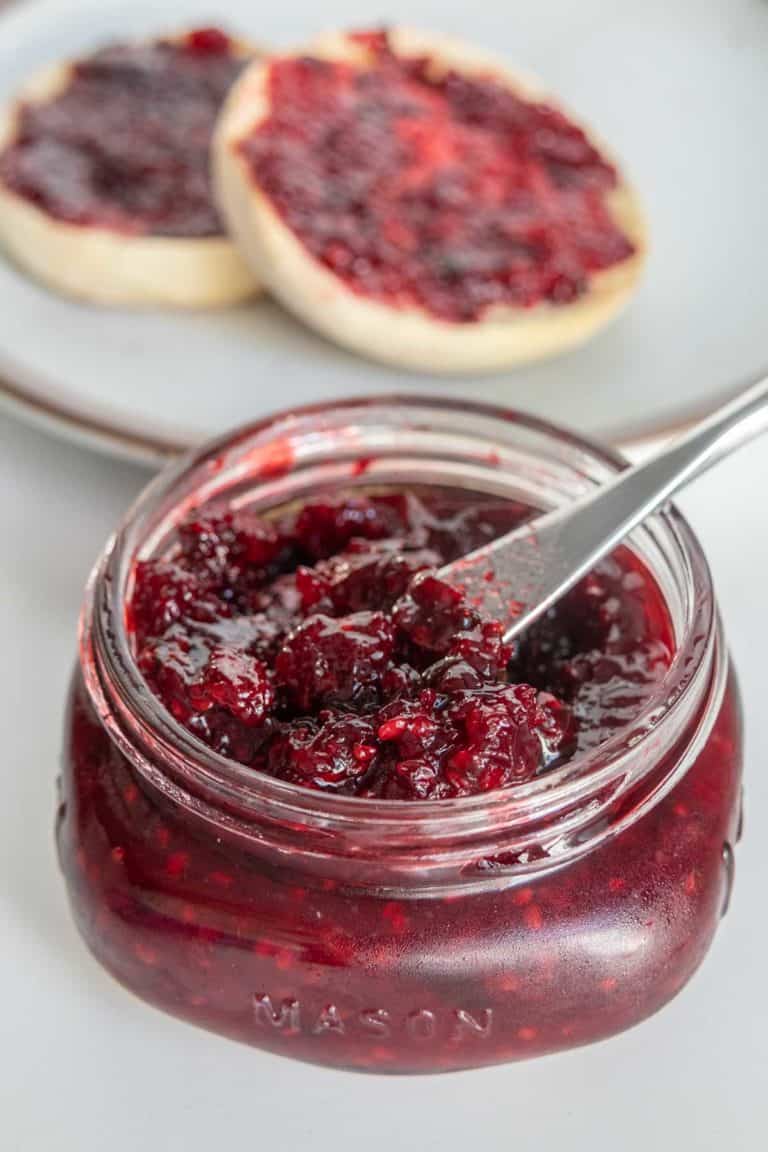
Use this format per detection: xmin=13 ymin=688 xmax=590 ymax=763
xmin=58 ymin=397 xmax=743 ymax=1073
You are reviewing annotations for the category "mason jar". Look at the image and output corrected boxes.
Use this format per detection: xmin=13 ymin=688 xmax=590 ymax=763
xmin=58 ymin=397 xmax=743 ymax=1073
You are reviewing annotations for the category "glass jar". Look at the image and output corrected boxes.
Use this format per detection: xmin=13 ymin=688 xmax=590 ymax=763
xmin=58 ymin=397 xmax=743 ymax=1073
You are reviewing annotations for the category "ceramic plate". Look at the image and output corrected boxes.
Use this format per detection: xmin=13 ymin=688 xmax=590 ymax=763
xmin=0 ymin=0 xmax=765 ymax=465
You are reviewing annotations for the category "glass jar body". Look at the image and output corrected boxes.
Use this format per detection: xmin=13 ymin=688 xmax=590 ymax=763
xmin=59 ymin=662 xmax=741 ymax=1073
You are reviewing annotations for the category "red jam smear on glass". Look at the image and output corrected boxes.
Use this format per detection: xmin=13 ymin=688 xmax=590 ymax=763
xmin=239 ymin=30 xmax=635 ymax=321
xmin=130 ymin=488 xmax=673 ymax=799
xmin=0 ymin=28 xmax=245 ymax=237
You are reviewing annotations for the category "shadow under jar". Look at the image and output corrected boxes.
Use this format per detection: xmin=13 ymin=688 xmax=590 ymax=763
xmin=58 ymin=397 xmax=743 ymax=1073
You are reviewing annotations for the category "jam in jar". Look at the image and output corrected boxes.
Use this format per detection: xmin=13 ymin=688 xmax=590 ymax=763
xmin=58 ymin=398 xmax=743 ymax=1072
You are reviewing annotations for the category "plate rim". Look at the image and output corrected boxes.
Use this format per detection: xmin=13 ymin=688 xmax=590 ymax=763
xmin=0 ymin=366 xmax=743 ymax=467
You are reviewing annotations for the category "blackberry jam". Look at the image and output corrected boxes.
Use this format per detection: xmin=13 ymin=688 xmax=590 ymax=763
xmin=239 ymin=30 xmax=635 ymax=321
xmin=0 ymin=28 xmax=247 ymax=237
xmin=59 ymin=398 xmax=743 ymax=1072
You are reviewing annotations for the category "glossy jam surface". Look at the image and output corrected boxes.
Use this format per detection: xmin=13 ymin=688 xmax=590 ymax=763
xmin=0 ymin=28 xmax=245 ymax=237
xmin=239 ymin=30 xmax=635 ymax=321
xmin=130 ymin=489 xmax=673 ymax=799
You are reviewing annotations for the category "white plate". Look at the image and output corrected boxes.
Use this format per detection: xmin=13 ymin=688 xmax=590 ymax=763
xmin=0 ymin=0 xmax=766 ymax=465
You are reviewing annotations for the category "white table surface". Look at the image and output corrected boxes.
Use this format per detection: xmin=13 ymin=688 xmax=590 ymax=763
xmin=1 ymin=407 xmax=767 ymax=1149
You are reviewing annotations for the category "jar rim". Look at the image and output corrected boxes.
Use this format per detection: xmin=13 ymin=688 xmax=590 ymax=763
xmin=80 ymin=394 xmax=722 ymax=878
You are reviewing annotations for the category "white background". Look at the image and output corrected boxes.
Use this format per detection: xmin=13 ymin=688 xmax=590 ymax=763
xmin=2 ymin=0 xmax=768 ymax=1147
